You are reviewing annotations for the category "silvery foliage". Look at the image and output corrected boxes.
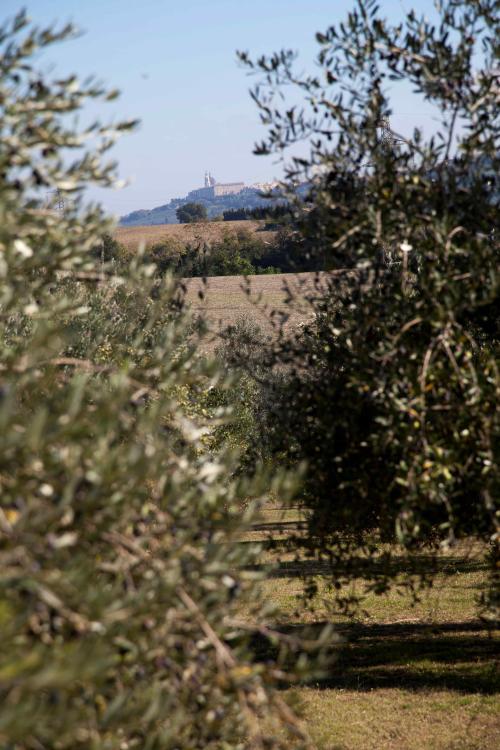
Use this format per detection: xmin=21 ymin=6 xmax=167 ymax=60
xmin=0 ymin=12 xmax=330 ymax=749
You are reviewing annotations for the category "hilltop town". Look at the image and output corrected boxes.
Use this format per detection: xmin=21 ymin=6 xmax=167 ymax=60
xmin=119 ymin=172 xmax=280 ymax=226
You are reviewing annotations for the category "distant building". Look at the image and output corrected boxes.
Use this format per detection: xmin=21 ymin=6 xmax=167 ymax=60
xmin=251 ymin=181 xmax=280 ymax=192
xmin=188 ymin=173 xmax=246 ymax=200
xmin=213 ymin=181 xmax=245 ymax=196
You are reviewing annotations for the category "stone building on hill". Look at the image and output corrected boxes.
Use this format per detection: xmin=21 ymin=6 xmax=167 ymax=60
xmin=213 ymin=181 xmax=246 ymax=196
xmin=188 ymin=173 xmax=245 ymax=200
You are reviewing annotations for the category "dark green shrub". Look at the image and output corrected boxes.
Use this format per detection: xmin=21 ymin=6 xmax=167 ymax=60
xmin=174 ymin=233 xmax=278 ymax=277
xmin=144 ymin=238 xmax=184 ymax=274
xmin=176 ymin=202 xmax=208 ymax=223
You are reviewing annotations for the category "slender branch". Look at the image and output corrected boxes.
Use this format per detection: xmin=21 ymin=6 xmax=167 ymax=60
xmin=445 ymin=103 xmax=460 ymax=162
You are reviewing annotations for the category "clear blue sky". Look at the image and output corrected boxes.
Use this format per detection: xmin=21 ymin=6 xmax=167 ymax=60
xmin=2 ymin=1 xmax=438 ymax=217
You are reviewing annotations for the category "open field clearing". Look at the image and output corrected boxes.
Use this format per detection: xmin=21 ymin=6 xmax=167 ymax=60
xmin=115 ymin=220 xmax=277 ymax=251
xmin=184 ymin=271 xmax=336 ymax=346
xmin=245 ymin=510 xmax=499 ymax=749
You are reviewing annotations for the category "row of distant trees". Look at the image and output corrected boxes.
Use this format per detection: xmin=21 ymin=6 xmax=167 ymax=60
xmin=176 ymin=202 xmax=291 ymax=224
xmin=98 ymin=226 xmax=314 ymax=276
xmin=222 ymin=205 xmax=290 ymax=222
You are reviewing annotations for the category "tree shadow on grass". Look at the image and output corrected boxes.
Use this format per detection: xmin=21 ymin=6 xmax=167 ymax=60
xmin=246 ymin=553 xmax=488 ymax=579
xmin=250 ymin=620 xmax=499 ymax=694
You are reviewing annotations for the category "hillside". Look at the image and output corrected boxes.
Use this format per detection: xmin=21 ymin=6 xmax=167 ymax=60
xmin=119 ymin=189 xmax=280 ymax=226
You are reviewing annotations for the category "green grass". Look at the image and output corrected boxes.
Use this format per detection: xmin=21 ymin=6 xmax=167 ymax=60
xmin=245 ymin=510 xmax=499 ymax=749
xmin=299 ymin=688 xmax=498 ymax=750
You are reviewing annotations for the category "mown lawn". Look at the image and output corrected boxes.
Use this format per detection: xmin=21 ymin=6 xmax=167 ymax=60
xmin=246 ymin=508 xmax=499 ymax=749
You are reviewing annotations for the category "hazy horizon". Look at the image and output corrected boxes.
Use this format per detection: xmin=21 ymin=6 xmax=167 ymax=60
xmin=2 ymin=0 xmax=439 ymax=218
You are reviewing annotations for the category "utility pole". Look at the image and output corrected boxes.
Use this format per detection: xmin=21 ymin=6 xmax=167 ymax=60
xmin=55 ymin=189 xmax=66 ymax=212
xmin=47 ymin=188 xmax=66 ymax=213
xmin=377 ymin=116 xmax=409 ymax=151
xmin=378 ymin=116 xmax=397 ymax=149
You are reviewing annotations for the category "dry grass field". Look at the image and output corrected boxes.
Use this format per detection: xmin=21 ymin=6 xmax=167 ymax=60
xmin=183 ymin=271 xmax=331 ymax=346
xmin=248 ymin=508 xmax=499 ymax=750
xmin=115 ymin=220 xmax=276 ymax=251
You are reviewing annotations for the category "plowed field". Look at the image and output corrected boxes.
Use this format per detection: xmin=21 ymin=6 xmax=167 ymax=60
xmin=184 ymin=271 xmax=337 ymax=348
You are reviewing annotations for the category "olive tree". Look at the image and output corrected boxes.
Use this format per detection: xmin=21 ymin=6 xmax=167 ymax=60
xmin=239 ymin=0 xmax=499 ymax=611
xmin=0 ymin=12 xmax=329 ymax=749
